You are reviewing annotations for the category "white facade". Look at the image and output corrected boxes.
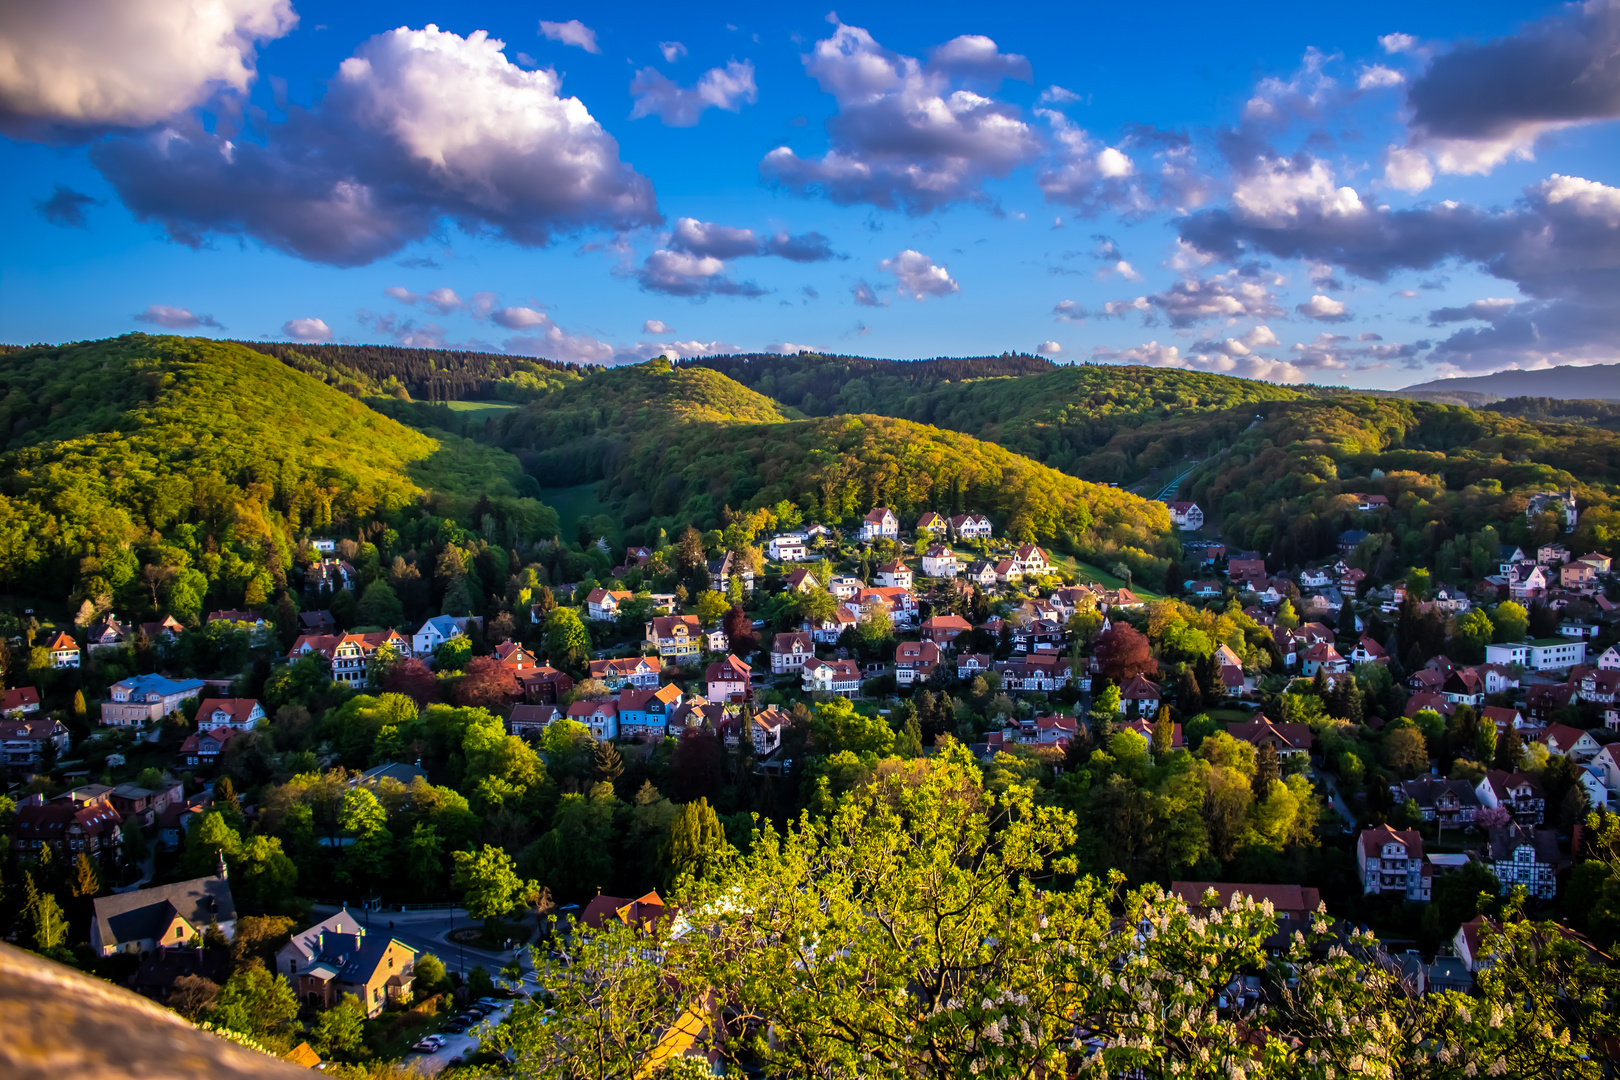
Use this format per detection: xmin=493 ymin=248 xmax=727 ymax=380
xmin=1484 ymin=639 xmax=1587 ymax=671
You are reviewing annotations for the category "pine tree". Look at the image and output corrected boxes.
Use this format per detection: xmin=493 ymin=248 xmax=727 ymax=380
xmin=70 ymin=852 xmax=99 ymax=899
xmin=1495 ymin=725 xmax=1524 ymax=772
xmin=898 ymin=704 xmax=924 ymax=757
xmin=1152 ymin=705 xmax=1173 ymax=758
xmin=72 ymin=689 xmax=87 ymax=720
xmin=21 ymin=872 xmax=67 ymax=953
xmin=1253 ymin=743 xmax=1282 ymax=798
xmin=215 ymin=777 xmax=243 ymax=825
xmin=666 ymin=797 xmax=726 ymax=888
xmin=592 ymin=740 xmax=625 ymax=785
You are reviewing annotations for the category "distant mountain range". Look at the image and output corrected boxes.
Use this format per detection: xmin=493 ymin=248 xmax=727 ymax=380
xmin=1399 ymin=363 xmax=1620 ymax=403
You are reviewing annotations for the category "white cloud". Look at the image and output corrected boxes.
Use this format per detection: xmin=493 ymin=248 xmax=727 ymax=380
xmin=1095 ymin=338 xmax=1308 ymax=383
xmin=1243 ymin=47 xmax=1337 ymax=124
xmin=134 ymin=303 xmax=223 ymax=329
xmin=621 ymin=338 xmax=737 ymax=362
xmin=283 ymin=316 xmax=332 ymax=342
xmin=1037 ymin=340 xmax=1062 ymax=355
xmin=643 ymin=319 xmax=670 ymax=333
xmin=1380 ymin=33 xmax=1420 ymax=55
xmin=1038 ymin=85 xmax=1080 ymax=104
xmin=538 ymin=19 xmax=600 ymax=54
xmin=1297 ymin=294 xmax=1351 ymax=321
xmin=1103 ymin=297 xmax=1151 ymax=317
xmin=760 ymin=19 xmax=1039 ymax=212
xmin=670 ymin=217 xmax=759 ymax=259
xmin=1099 ymin=260 xmax=1142 ymax=282
xmin=91 ymin=24 xmax=659 ymax=265
xmin=658 ymin=41 xmax=687 ymax=63
xmin=1357 ymin=64 xmax=1405 ymax=90
xmin=636 ymin=249 xmax=765 ymax=297
xmin=0 ymin=0 xmax=296 ymax=134
xmin=490 ymin=306 xmax=550 ymax=329
xmin=630 ymin=60 xmax=757 ymax=126
xmin=926 ymin=34 xmax=1032 ymax=82
xmin=878 ymin=249 xmax=959 ymax=300
xmin=502 ymin=312 xmax=615 ymax=364
xmin=1053 ymin=299 xmax=1087 ymax=322
xmin=384 ymin=286 xmax=465 ymax=314
xmin=1230 ymin=156 xmax=1364 ymax=225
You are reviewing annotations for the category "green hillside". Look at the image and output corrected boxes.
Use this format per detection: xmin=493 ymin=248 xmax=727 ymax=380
xmin=244 ymin=341 xmax=584 ymax=402
xmin=688 ymin=354 xmax=1307 ymax=479
xmin=0 ymin=334 xmax=554 ymax=602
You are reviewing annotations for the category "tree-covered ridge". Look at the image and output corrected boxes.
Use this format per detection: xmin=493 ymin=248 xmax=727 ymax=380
xmin=688 ymin=354 xmax=1308 ymax=479
xmin=1170 ymin=394 xmax=1620 ymax=565
xmin=0 ymin=334 xmax=552 ymax=597
xmin=244 ymin=341 xmax=584 ymax=402
xmin=497 ymin=357 xmax=794 ymax=485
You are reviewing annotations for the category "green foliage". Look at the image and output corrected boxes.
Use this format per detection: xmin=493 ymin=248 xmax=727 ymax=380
xmin=665 ymin=797 xmax=728 ymax=888
xmin=208 ymin=962 xmax=299 ymax=1046
xmin=452 ymin=843 xmax=535 ymax=923
xmin=311 ymin=993 xmax=368 ymax=1059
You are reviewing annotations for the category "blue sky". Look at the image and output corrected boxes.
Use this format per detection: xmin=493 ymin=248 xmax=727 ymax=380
xmin=3 ymin=0 xmax=1618 ymax=388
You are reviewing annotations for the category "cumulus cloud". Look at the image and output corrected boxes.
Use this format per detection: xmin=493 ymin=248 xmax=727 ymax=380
xmin=1037 ymin=116 xmax=1209 ymax=217
xmin=1037 ymin=340 xmax=1062 ymax=355
xmin=0 ymin=0 xmax=296 ymax=137
xmin=384 ymin=286 xmax=466 ymax=314
xmin=1290 ymin=332 xmax=1429 ymax=372
xmin=1052 ymin=299 xmax=1087 ymax=322
xmin=658 ymin=41 xmax=687 ymax=63
xmin=616 ymin=337 xmax=737 ymax=363
xmin=1428 ymin=297 xmax=1520 ymax=324
xmin=852 ymin=280 xmax=887 ymax=307
xmin=760 ymin=19 xmax=1040 ymax=212
xmin=878 ymin=249 xmax=959 ymax=300
xmin=1039 ymin=85 xmax=1080 ymax=104
xmin=1297 ymin=294 xmax=1351 ymax=321
xmin=1381 ymin=33 xmax=1421 ymax=55
xmin=33 ymin=184 xmax=101 ymax=226
xmin=630 ymin=60 xmax=757 ymax=126
xmin=282 ymin=316 xmax=332 ymax=342
xmin=926 ymin=35 xmax=1032 ymax=83
xmin=1243 ymin=47 xmax=1339 ymax=125
xmin=90 ymin=24 xmax=660 ymax=266
xmin=1428 ymin=299 xmax=1620 ymax=371
xmin=1357 ymin=64 xmax=1405 ymax=90
xmin=1403 ymin=2 xmax=1620 ymax=178
xmin=1107 ymin=269 xmax=1282 ymax=328
xmin=490 ymin=306 xmax=551 ymax=330
xmin=1092 ymin=336 xmax=1311 ymax=382
xmin=134 ymin=303 xmax=223 ymax=329
xmin=1099 ymin=260 xmax=1142 ymax=282
xmin=538 ymin=19 xmax=600 ymax=54
xmin=1383 ymin=146 xmax=1435 ymax=193
xmin=763 ymin=230 xmax=839 ymax=262
xmin=643 ymin=319 xmax=670 ymax=333
xmin=1102 ymin=296 xmax=1151 ymax=317
xmin=636 ymin=249 xmax=766 ymax=298
xmin=670 ymin=217 xmax=761 ymax=259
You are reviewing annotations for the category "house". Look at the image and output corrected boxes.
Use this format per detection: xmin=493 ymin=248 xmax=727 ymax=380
xmin=804 ymin=606 xmax=859 ymax=644
xmin=1525 ymin=683 xmax=1577 ymax=723
xmin=849 ymin=587 xmax=919 ymax=629
xmin=1506 ymin=563 xmax=1550 ymax=600
xmin=1 ymin=686 xmax=41 ymax=716
xmin=949 ymin=513 xmax=993 ymax=540
xmin=859 ymin=507 xmax=899 ymax=542
xmin=919 ymin=613 xmax=972 ymax=648
xmin=1482 ymin=705 xmax=1525 ymax=734
xmin=957 ymin=653 xmax=992 ymax=681
xmin=915 ymin=512 xmax=948 ymax=535
xmin=102 ymin=674 xmax=207 ymax=727
xmin=1014 ymin=544 xmax=1052 ymax=576
xmin=1441 ymin=669 xmax=1485 ymax=707
xmin=289 ymin=630 xmax=409 ymax=686
xmin=306 ymin=559 xmax=357 ymax=594
xmin=411 ymin=615 xmax=473 ymax=658
xmin=47 ymin=631 xmax=80 ymax=668
xmin=1526 ymin=489 xmax=1577 ymax=532
xmin=1475 ymin=770 xmax=1546 ymax=826
xmin=618 ymin=683 xmax=685 ymax=740
xmin=706 ymin=655 xmax=752 ymax=703
xmin=1164 ymin=501 xmax=1205 ymax=531
xmin=522 ymin=665 xmax=574 ymax=704
xmin=768 ymin=535 xmax=809 ymax=562
xmin=1300 ymin=642 xmax=1348 ymax=677
xmin=1487 ymin=824 xmax=1560 ymax=900
xmin=90 ymin=863 xmax=235 ymax=956
xmin=1351 ymin=493 xmax=1390 ymax=512
xmin=589 ymin=655 xmax=662 ymax=690
xmin=802 ymin=657 xmax=861 ymax=699
xmin=493 ymin=642 xmax=538 ymax=674
xmin=876 ymin=560 xmax=913 ymax=590
xmin=1357 ymin=825 xmax=1431 ymax=902
xmin=299 ymin=610 xmax=337 ymax=635
xmin=1032 ymin=714 xmax=1079 ymax=745
xmin=1484 ymin=638 xmax=1587 ymax=671
xmin=771 ymin=632 xmax=815 ymax=674
xmin=921 ymin=545 xmax=959 ymax=578
xmin=277 ymin=908 xmax=418 ymax=1016
xmin=783 ymin=568 xmax=819 ymax=595
xmin=964 ymin=560 xmax=999 ymax=587
xmin=84 ymin=615 xmax=131 ymax=653
xmin=585 ymin=588 xmax=634 ymax=622
xmin=1227 ymin=557 xmax=1267 ymax=586
xmin=1539 ymin=723 xmax=1602 ymax=761
xmin=829 ymin=575 xmax=863 ymax=599
xmin=1170 ymin=882 xmax=1320 ymax=952
xmin=1338 ymin=529 xmax=1370 ymax=555
xmin=894 ymin=640 xmax=942 ymax=685
xmin=192 ymin=698 xmax=265 ymax=731
xmin=1186 ymin=579 xmax=1224 ymax=599
xmin=707 ymin=550 xmax=754 ymax=593
xmin=1226 ymin=717 xmax=1313 ymax=757
xmin=646 ymin=615 xmax=704 ymax=663
xmin=750 ymin=705 xmax=793 ymax=754
xmin=567 ymin=698 xmax=620 ymax=741
xmin=1562 ymin=561 xmax=1599 ymax=589
xmin=1392 ymin=777 xmax=1480 ymax=825
xmin=180 ymin=727 xmax=238 ymax=767
xmin=507 ymin=704 xmax=561 ymax=737
xmin=1119 ymin=674 xmax=1162 ymax=716
xmin=1562 ymin=620 xmax=1600 ymax=639
xmin=130 ymin=945 xmax=233 ymax=1006
xmin=580 ymin=890 xmax=675 ymax=934
xmin=1579 ymin=668 xmax=1620 ymax=703
xmin=311 ymin=538 xmax=337 ymax=554
xmin=14 ymin=786 xmax=123 ymax=864
xmin=139 ymin=615 xmax=186 ymax=644
xmin=0 ymin=717 xmax=70 ymax=769
xmin=1298 ymin=567 xmax=1331 ymax=589
xmin=1349 ymin=637 xmax=1388 ymax=665
xmin=1123 ymin=716 xmax=1184 ymax=749
xmin=994 ymin=653 xmax=1072 ymax=694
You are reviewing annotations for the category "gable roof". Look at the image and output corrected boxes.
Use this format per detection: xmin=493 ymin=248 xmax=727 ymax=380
xmin=93 ymin=876 xmax=236 ymax=950
xmin=1226 ymin=717 xmax=1312 ymax=751
xmin=1359 ymin=823 xmax=1423 ymax=859
xmin=193 ymin=698 xmax=261 ymax=725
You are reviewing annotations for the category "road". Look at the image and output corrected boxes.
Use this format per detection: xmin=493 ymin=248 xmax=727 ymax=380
xmin=307 ymin=905 xmax=530 ymax=981
xmin=405 ymin=1000 xmax=517 ymax=1076
xmin=1319 ymin=773 xmax=1357 ymax=833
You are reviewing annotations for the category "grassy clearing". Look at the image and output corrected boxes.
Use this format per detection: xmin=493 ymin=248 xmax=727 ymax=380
xmin=443 ymin=400 xmax=522 ymax=417
xmin=538 ymin=483 xmax=617 ymax=537
xmin=1060 ymin=556 xmax=1165 ymax=600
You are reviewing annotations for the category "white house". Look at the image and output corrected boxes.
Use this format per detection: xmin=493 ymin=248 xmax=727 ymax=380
xmin=585 ymin=588 xmax=633 ymax=622
xmin=768 ymin=535 xmax=809 ymax=562
xmin=921 ymin=545 xmax=960 ymax=578
xmin=1164 ymin=501 xmax=1205 ymax=531
xmin=1485 ymin=638 xmax=1587 ymax=671
xmin=412 ymin=615 xmax=471 ymax=658
xmin=801 ymin=657 xmax=861 ymax=699
xmin=311 ymin=538 xmax=337 ymax=554
xmin=771 ymin=632 xmax=815 ymax=674
xmin=829 ymin=575 xmax=863 ymax=599
xmin=876 ymin=560 xmax=913 ymax=589
xmin=949 ymin=514 xmax=993 ymax=540
xmin=1598 ymin=646 xmax=1620 ymax=670
xmin=1357 ymin=825 xmax=1431 ymax=902
xmin=859 ymin=508 xmax=899 ymax=542
xmin=193 ymin=698 xmax=265 ymax=731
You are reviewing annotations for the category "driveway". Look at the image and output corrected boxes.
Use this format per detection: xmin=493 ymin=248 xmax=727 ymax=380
xmin=406 ymin=1001 xmax=514 ymax=1076
xmin=1319 ymin=773 xmax=1358 ymax=833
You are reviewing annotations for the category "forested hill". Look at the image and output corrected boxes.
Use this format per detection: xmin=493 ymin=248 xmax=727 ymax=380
xmin=1401 ymin=362 xmax=1620 ymax=402
xmin=242 ymin=341 xmax=583 ymax=402
xmin=0 ymin=334 xmax=555 ymax=602
xmin=684 ymin=351 xmax=1055 ymax=412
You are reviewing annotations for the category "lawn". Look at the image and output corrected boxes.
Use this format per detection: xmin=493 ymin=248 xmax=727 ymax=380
xmin=1204 ymin=707 xmax=1256 ymax=723
xmin=1059 ymin=556 xmax=1166 ymax=600
xmin=443 ymin=399 xmax=522 ymax=420
xmin=538 ymin=482 xmax=618 ymax=538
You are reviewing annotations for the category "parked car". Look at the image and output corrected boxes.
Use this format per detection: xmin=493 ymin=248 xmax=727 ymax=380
xmin=447 ymin=1057 xmax=464 ymax=1067
xmin=476 ymin=997 xmax=502 ymax=1008
xmin=442 ymin=1021 xmax=468 ymax=1034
